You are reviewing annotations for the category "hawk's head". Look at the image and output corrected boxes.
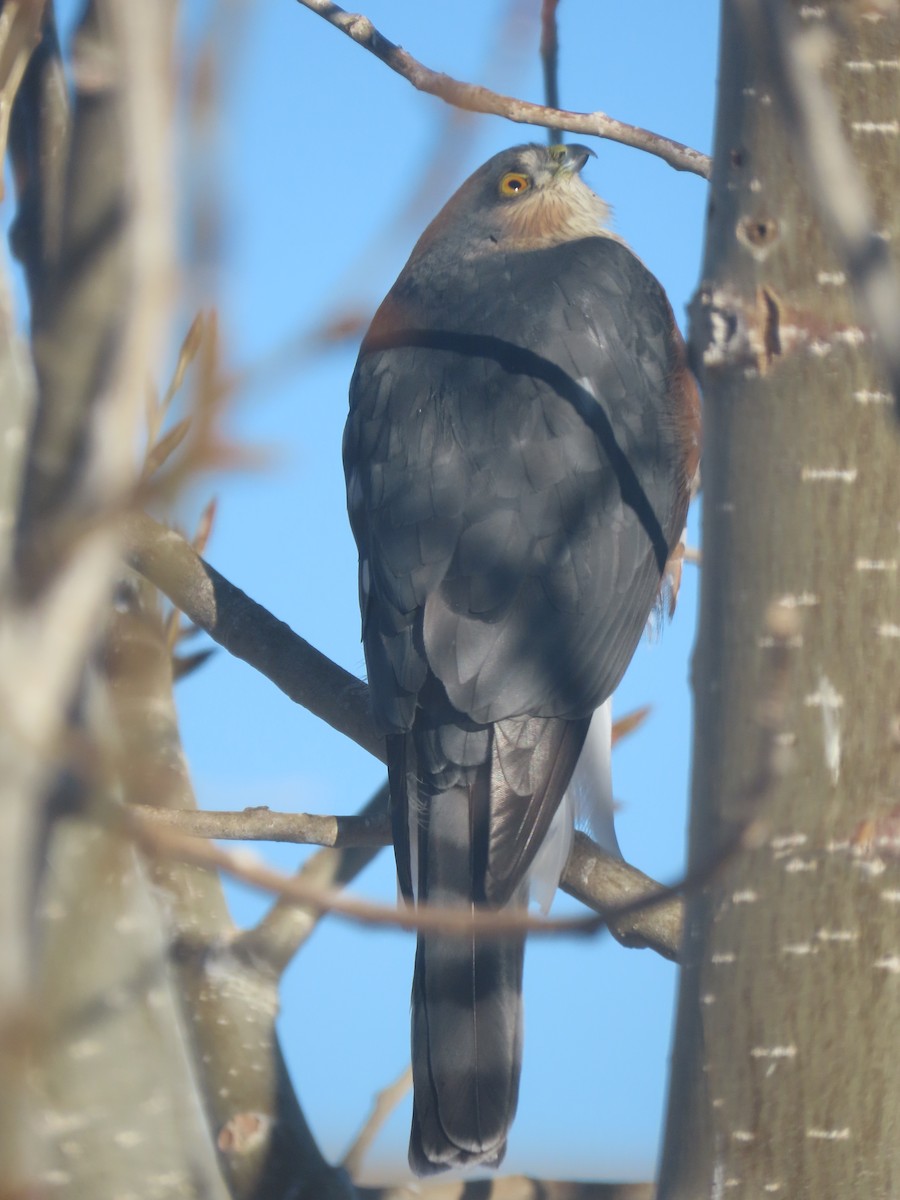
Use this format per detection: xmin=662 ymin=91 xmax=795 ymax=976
xmin=413 ymin=143 xmax=611 ymax=259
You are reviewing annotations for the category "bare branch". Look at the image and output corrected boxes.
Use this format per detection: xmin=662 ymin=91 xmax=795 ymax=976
xmin=106 ymin=579 xmax=237 ymax=944
xmin=109 ymin=580 xmax=353 ymax=1200
xmin=234 ymin=783 xmax=390 ymax=975
xmin=124 ymin=511 xmax=381 ymax=759
xmin=132 ymin=811 xmax=606 ymax=940
xmin=539 ymin=0 xmax=561 ymax=129
xmin=565 ymin=832 xmax=682 ymax=961
xmin=342 ymin=1064 xmax=412 ymax=1180
xmin=135 ymin=796 xmax=684 ymax=961
xmin=126 ymin=515 xmax=686 ymax=959
xmin=0 ymin=2 xmax=178 ymax=1186
xmin=132 ymin=802 xmax=686 ymax=957
xmin=0 ymin=4 xmax=242 ymax=1196
xmin=295 ymin=0 xmax=711 ymax=178
xmin=134 ymin=801 xmax=391 ymax=848
xmin=233 ymin=4 xmax=535 ymax=401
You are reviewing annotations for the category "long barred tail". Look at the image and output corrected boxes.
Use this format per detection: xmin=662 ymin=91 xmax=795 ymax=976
xmin=407 ymin=785 xmax=525 ymax=1175
xmin=389 ymin=709 xmax=589 ymax=1175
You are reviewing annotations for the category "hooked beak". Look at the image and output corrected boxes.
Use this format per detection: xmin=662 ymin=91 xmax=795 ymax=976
xmin=550 ymin=143 xmax=596 ymax=175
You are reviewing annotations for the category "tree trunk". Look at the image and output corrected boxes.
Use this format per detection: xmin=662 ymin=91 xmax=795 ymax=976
xmin=658 ymin=2 xmax=900 ymax=1196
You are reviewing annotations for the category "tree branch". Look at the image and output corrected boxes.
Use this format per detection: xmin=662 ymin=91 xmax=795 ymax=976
xmin=110 ymin=580 xmax=353 ymax=1200
xmin=0 ymin=2 xmax=159 ymax=1186
xmin=133 ymin=812 xmax=610 ymax=940
xmin=539 ymin=0 xmax=561 ymax=127
xmin=234 ymin=783 xmax=390 ymax=975
xmin=295 ymin=0 xmax=711 ymax=178
xmin=1 ymin=5 xmax=239 ymax=1197
xmin=566 ymin=832 xmax=682 ymax=962
xmin=137 ymin=797 xmax=684 ymax=961
xmin=132 ymin=797 xmax=691 ymax=956
xmin=126 ymin=512 xmax=685 ymax=960
xmin=341 ymin=1064 xmax=412 ymax=1180
xmin=133 ymin=801 xmax=391 ymax=848
xmin=123 ymin=510 xmax=381 ymax=758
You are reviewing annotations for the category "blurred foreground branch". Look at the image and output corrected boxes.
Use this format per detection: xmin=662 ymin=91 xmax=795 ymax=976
xmin=0 ymin=3 xmax=235 ymax=1197
xmin=357 ymin=1181 xmax=654 ymax=1200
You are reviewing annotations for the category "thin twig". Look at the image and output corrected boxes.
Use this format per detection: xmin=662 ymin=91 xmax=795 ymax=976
xmin=133 ymin=802 xmax=391 ymax=848
xmin=232 ymin=3 xmax=534 ymax=401
xmin=134 ymin=796 xmax=684 ymax=961
xmin=342 ymin=1064 xmax=413 ymax=1179
xmin=131 ymin=789 xmax=728 ymax=950
xmin=295 ymin=0 xmax=711 ymax=178
xmin=540 ymin=0 xmax=561 ymax=130
xmin=132 ymin=811 xmax=608 ymax=940
xmin=234 ymin=783 xmax=390 ymax=974
xmin=132 ymin=800 xmax=689 ymax=949
xmin=123 ymin=510 xmax=381 ymax=759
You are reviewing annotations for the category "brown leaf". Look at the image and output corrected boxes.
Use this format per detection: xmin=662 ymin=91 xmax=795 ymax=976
xmin=144 ymin=416 xmax=191 ymax=479
xmin=161 ymin=312 xmax=206 ymax=410
xmin=173 ymin=647 xmax=215 ymax=681
xmin=164 ymin=606 xmax=181 ymax=653
xmin=612 ymin=705 xmax=652 ymax=746
xmin=192 ymin=496 xmax=217 ymax=556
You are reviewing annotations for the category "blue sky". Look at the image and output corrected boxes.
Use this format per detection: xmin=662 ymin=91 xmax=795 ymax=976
xmin=55 ymin=0 xmax=719 ymax=1183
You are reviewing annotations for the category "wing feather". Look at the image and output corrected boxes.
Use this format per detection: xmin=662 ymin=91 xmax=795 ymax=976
xmin=346 ymin=233 xmax=691 ymax=883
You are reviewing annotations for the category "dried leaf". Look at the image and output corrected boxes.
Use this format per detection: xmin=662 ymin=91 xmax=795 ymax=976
xmin=612 ymin=705 xmax=651 ymax=747
xmin=144 ymin=416 xmax=191 ymax=479
xmin=161 ymin=312 xmax=206 ymax=410
xmin=173 ymin=647 xmax=215 ymax=681
xmin=163 ymin=602 xmax=184 ymax=653
xmin=314 ymin=310 xmax=369 ymax=345
xmin=192 ymin=496 xmax=217 ymax=556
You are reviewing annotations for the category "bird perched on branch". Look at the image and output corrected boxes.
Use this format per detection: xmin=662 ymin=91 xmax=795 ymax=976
xmin=344 ymin=143 xmax=700 ymax=1175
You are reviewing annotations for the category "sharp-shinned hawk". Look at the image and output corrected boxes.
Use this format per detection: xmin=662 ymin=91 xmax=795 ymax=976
xmin=343 ymin=142 xmax=700 ymax=1174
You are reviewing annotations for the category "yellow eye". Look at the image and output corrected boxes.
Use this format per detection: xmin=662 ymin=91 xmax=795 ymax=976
xmin=499 ymin=172 xmax=530 ymax=197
